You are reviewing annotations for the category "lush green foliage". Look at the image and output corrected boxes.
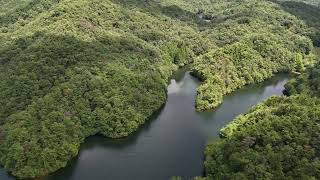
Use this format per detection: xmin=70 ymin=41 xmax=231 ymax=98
xmin=201 ymin=1 xmax=320 ymax=176
xmin=0 ymin=0 xmax=216 ymax=178
xmin=191 ymin=0 xmax=314 ymax=110
xmin=285 ymin=48 xmax=320 ymax=96
xmin=274 ymin=0 xmax=320 ymax=46
xmin=201 ymin=1 xmax=320 ymax=178
xmin=0 ymin=0 xmax=318 ymax=178
xmin=203 ymin=96 xmax=320 ymax=179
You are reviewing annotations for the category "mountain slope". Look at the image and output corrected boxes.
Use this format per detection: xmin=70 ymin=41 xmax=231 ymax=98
xmin=0 ymin=0 xmax=211 ymax=177
xmin=191 ymin=0 xmax=314 ymax=110
xmin=202 ymin=95 xmax=320 ymax=179
xmin=0 ymin=0 xmax=316 ymax=178
xmin=273 ymin=0 xmax=320 ymax=46
xmin=200 ymin=0 xmax=320 ymax=178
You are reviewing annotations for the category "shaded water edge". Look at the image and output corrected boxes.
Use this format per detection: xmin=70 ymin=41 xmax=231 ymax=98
xmin=0 ymin=70 xmax=290 ymax=180
xmin=0 ymin=66 xmax=190 ymax=180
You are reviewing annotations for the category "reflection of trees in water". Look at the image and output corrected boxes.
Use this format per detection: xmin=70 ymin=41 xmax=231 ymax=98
xmin=45 ymin=72 xmax=289 ymax=179
xmin=44 ymin=103 xmax=166 ymax=180
xmin=196 ymin=74 xmax=289 ymax=122
xmin=0 ymin=170 xmax=14 ymax=180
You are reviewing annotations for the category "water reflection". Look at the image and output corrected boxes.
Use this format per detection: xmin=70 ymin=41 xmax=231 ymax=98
xmin=0 ymin=71 xmax=289 ymax=180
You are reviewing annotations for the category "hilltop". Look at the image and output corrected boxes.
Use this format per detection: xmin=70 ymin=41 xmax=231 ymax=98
xmin=0 ymin=0 xmax=317 ymax=178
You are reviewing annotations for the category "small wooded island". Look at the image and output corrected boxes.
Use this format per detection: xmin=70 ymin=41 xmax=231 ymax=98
xmin=0 ymin=0 xmax=320 ymax=179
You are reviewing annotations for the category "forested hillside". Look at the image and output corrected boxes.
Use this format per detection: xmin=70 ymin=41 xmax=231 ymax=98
xmin=202 ymin=65 xmax=320 ymax=179
xmin=274 ymin=0 xmax=320 ymax=46
xmin=201 ymin=56 xmax=320 ymax=179
xmin=0 ymin=0 xmax=212 ymax=178
xmin=0 ymin=0 xmax=318 ymax=178
xmin=284 ymin=48 xmax=320 ymax=96
xmin=191 ymin=0 xmax=315 ymax=110
xmin=202 ymin=96 xmax=320 ymax=179
xmin=202 ymin=1 xmax=320 ymax=179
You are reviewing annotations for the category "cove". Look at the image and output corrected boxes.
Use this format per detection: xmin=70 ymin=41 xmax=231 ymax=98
xmin=0 ymin=69 xmax=289 ymax=180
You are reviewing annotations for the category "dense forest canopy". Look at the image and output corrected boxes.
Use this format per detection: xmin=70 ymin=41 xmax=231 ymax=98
xmin=201 ymin=0 xmax=320 ymax=179
xmin=201 ymin=52 xmax=320 ymax=179
xmin=202 ymin=95 xmax=320 ymax=179
xmin=284 ymin=48 xmax=320 ymax=96
xmin=274 ymin=0 xmax=320 ymax=46
xmin=191 ymin=0 xmax=316 ymax=110
xmin=0 ymin=0 xmax=319 ymax=179
xmin=201 ymin=60 xmax=320 ymax=179
xmin=0 ymin=0 xmax=205 ymax=177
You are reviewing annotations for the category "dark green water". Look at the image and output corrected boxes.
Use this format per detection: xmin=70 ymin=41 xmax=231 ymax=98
xmin=0 ymin=70 xmax=289 ymax=180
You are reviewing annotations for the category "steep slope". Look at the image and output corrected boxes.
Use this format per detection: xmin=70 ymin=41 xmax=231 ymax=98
xmin=0 ymin=0 xmax=215 ymax=177
xmin=284 ymin=48 xmax=320 ymax=96
xmin=273 ymin=0 xmax=320 ymax=46
xmin=202 ymin=56 xmax=320 ymax=179
xmin=199 ymin=1 xmax=320 ymax=179
xmin=202 ymin=96 xmax=320 ymax=179
xmin=0 ymin=0 xmax=316 ymax=178
xmin=0 ymin=0 xmax=32 ymax=16
xmin=191 ymin=0 xmax=314 ymax=110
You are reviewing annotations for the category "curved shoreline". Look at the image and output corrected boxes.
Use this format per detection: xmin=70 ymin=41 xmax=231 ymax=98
xmin=38 ymin=72 xmax=289 ymax=180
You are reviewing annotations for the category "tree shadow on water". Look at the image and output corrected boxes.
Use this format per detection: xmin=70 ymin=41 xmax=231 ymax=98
xmin=42 ymin=103 xmax=167 ymax=180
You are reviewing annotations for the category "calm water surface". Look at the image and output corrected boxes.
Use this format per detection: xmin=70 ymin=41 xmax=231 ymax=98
xmin=0 ymin=70 xmax=289 ymax=180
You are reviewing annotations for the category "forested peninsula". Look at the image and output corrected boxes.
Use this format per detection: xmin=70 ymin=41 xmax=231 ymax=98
xmin=0 ymin=0 xmax=319 ymax=179
xmin=199 ymin=0 xmax=320 ymax=179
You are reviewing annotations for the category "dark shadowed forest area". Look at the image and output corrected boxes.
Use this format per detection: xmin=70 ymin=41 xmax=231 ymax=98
xmin=0 ymin=0 xmax=320 ymax=179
